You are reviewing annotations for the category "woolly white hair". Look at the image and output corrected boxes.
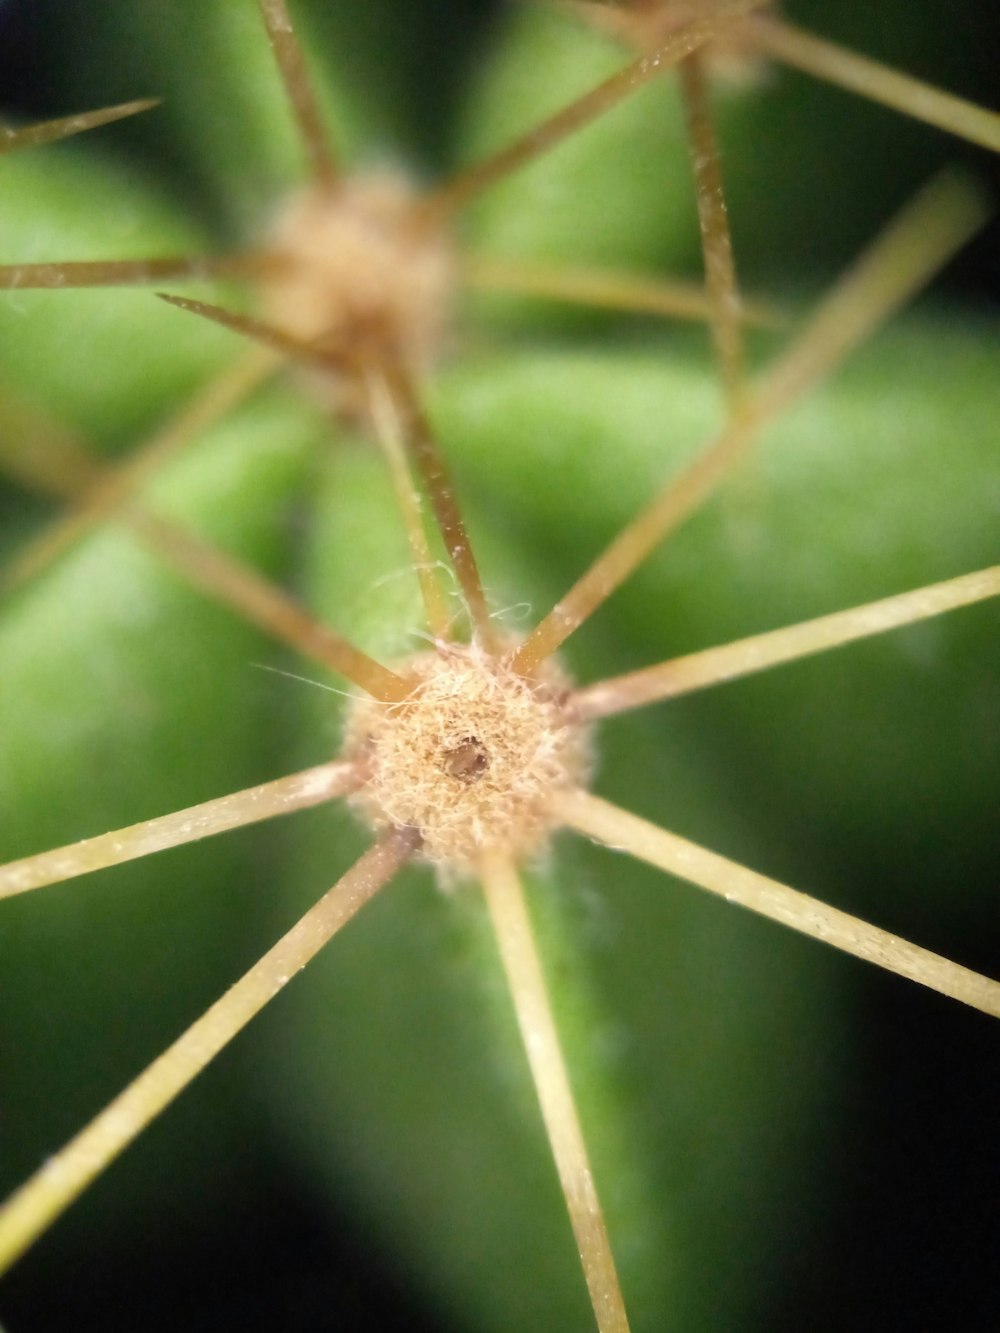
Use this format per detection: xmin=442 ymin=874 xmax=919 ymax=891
xmin=342 ymin=641 xmax=591 ymax=873
xmin=263 ymin=169 xmax=456 ymax=410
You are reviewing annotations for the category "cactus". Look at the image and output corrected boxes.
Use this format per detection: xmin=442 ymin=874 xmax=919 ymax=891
xmin=0 ymin=2 xmax=997 ymax=1328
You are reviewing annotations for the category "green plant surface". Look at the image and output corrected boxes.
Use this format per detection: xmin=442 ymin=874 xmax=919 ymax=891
xmin=0 ymin=2 xmax=997 ymax=1330
xmin=460 ymin=0 xmax=1000 ymax=289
